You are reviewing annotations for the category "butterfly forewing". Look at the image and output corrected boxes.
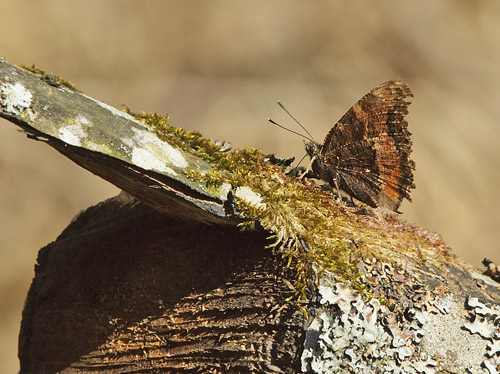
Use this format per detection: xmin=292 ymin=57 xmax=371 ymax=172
xmin=315 ymin=80 xmax=415 ymax=212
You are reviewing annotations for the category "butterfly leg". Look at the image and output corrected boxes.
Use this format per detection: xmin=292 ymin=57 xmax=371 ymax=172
xmin=333 ymin=176 xmax=343 ymax=204
xmin=299 ymin=155 xmax=316 ymax=179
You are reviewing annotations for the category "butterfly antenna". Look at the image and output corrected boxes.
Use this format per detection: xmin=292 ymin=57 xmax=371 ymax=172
xmin=295 ymin=152 xmax=308 ymax=167
xmin=267 ymin=118 xmax=314 ymax=142
xmin=277 ymin=101 xmax=316 ymax=142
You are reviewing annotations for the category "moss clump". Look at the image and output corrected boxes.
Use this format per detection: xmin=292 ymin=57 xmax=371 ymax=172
xmin=125 ymin=109 xmax=450 ymax=302
xmin=125 ymin=110 xmax=263 ymax=181
xmin=19 ymin=64 xmax=80 ymax=92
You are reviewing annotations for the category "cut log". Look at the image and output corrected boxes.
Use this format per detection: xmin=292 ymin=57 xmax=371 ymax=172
xmin=19 ymin=194 xmax=304 ymax=373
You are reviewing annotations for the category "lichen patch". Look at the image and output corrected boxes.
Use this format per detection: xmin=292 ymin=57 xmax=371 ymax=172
xmin=302 ymin=272 xmax=496 ymax=373
xmin=462 ymin=297 xmax=500 ymax=371
xmin=131 ymin=148 xmax=177 ymax=175
xmin=58 ymin=123 xmax=86 ymax=146
xmin=219 ymin=182 xmax=232 ymax=200
xmin=234 ymin=186 xmax=265 ymax=209
xmin=75 ymin=114 xmax=93 ymax=127
xmin=130 ymin=128 xmax=188 ymax=171
xmin=421 ymin=303 xmax=486 ymax=372
xmin=0 ymin=82 xmax=32 ymax=114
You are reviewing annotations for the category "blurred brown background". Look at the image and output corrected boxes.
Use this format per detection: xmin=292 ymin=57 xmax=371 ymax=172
xmin=1 ymin=1 xmax=500 ymax=371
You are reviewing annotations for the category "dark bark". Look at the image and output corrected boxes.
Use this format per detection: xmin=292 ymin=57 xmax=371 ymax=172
xmin=19 ymin=194 xmax=304 ymax=374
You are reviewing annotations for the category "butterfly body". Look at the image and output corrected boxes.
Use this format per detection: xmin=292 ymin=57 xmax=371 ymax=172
xmin=305 ymin=80 xmax=415 ymax=213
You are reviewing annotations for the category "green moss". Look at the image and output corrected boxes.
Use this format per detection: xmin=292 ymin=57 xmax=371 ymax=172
xmin=124 ymin=108 xmax=450 ymax=302
xmin=19 ymin=64 xmax=81 ymax=92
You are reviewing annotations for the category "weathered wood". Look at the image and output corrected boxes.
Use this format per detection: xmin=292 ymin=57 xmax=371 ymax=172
xmin=19 ymin=193 xmax=304 ymax=373
xmin=0 ymin=59 xmax=237 ymax=225
xmin=19 ymin=193 xmax=500 ymax=373
xmin=300 ymin=237 xmax=500 ymax=373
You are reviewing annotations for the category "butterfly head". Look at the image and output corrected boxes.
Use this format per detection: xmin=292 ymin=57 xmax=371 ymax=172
xmin=305 ymin=140 xmax=331 ymax=182
xmin=305 ymin=140 xmax=321 ymax=159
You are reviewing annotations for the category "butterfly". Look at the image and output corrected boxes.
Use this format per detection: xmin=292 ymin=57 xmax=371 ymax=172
xmin=304 ymin=80 xmax=415 ymax=212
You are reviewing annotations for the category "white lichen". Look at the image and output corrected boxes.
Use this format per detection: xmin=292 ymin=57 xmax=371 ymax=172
xmin=58 ymin=123 xmax=87 ymax=146
xmin=464 ymin=317 xmax=496 ymax=339
xmin=302 ymin=282 xmax=423 ymax=373
xmin=484 ymin=359 xmax=499 ymax=374
xmin=467 ymin=297 xmax=499 ymax=316
xmin=75 ymin=114 xmax=93 ymax=127
xmin=397 ymin=346 xmax=412 ymax=361
xmin=487 ymin=340 xmax=500 ymax=358
xmin=234 ymin=186 xmax=265 ymax=209
xmin=0 ymin=82 xmax=32 ymax=114
xmin=131 ymin=148 xmax=176 ymax=175
xmin=121 ymin=137 xmax=135 ymax=149
xmin=301 ymin=274 xmax=499 ymax=373
xmin=461 ymin=297 xmax=500 ymax=372
xmin=219 ymin=182 xmax=232 ymax=201
xmin=128 ymin=128 xmax=188 ymax=172
xmin=430 ymin=294 xmax=454 ymax=314
xmin=411 ymin=357 xmax=437 ymax=374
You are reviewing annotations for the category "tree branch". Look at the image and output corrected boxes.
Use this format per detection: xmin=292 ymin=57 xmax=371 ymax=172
xmin=0 ymin=59 xmax=236 ymax=225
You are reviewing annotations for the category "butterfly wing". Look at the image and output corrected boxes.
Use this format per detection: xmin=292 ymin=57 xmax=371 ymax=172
xmin=320 ymin=80 xmax=415 ymax=211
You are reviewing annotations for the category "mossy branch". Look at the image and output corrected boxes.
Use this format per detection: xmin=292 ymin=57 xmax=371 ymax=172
xmin=0 ymin=59 xmax=235 ymax=225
